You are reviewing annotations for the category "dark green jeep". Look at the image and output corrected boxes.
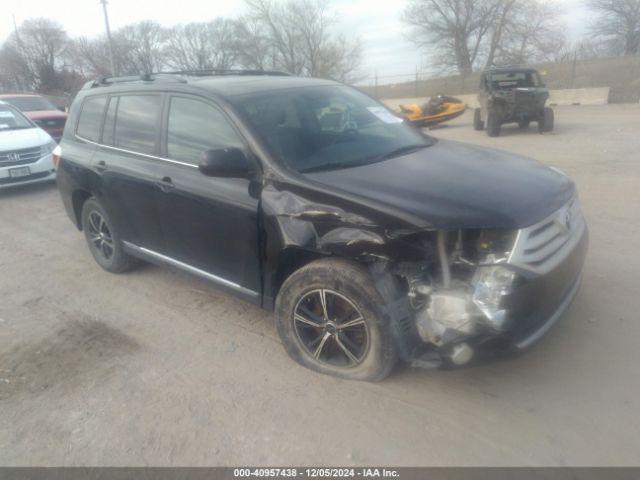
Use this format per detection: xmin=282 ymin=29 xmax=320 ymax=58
xmin=474 ymin=67 xmax=554 ymax=137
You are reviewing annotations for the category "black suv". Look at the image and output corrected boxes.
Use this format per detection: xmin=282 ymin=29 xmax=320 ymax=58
xmin=474 ymin=67 xmax=554 ymax=137
xmin=57 ymin=71 xmax=587 ymax=380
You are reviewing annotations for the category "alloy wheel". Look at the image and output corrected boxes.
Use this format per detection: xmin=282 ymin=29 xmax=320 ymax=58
xmin=293 ymin=289 xmax=370 ymax=367
xmin=87 ymin=211 xmax=114 ymax=261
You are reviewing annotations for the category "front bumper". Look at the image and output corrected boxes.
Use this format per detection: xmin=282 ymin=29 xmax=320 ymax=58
xmin=0 ymin=154 xmax=56 ymax=189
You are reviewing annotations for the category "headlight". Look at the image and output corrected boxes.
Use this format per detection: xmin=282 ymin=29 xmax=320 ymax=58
xmin=476 ymin=230 xmax=517 ymax=263
xmin=471 ymin=265 xmax=516 ymax=330
xmin=40 ymin=140 xmax=57 ymax=157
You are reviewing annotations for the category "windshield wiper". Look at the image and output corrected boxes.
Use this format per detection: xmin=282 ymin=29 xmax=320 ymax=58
xmin=301 ymin=143 xmax=431 ymax=173
xmin=302 ymin=161 xmax=365 ymax=173
xmin=373 ymin=144 xmax=430 ymax=161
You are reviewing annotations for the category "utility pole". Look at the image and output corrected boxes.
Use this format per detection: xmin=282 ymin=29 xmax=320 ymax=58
xmin=99 ymin=0 xmax=117 ymax=76
xmin=12 ymin=14 xmax=23 ymax=55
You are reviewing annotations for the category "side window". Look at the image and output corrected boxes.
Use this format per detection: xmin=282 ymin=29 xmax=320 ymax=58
xmin=102 ymin=96 xmax=118 ymax=145
xmin=167 ymin=96 xmax=244 ymax=164
xmin=114 ymin=95 xmax=162 ymax=155
xmin=76 ymin=96 xmax=107 ymax=142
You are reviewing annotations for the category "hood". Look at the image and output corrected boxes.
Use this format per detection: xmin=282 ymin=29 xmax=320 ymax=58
xmin=304 ymin=139 xmax=574 ymax=230
xmin=0 ymin=127 xmax=51 ymax=151
xmin=24 ymin=110 xmax=67 ymax=121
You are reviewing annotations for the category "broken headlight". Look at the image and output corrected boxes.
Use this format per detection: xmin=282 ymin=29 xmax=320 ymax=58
xmin=476 ymin=229 xmax=517 ymax=263
xmin=471 ymin=263 xmax=516 ymax=331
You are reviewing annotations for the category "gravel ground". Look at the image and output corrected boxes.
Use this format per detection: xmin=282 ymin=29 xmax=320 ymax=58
xmin=1 ymin=104 xmax=639 ymax=466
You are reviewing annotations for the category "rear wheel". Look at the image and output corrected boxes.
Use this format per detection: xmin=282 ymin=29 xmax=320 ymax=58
xmin=486 ymin=111 xmax=501 ymax=137
xmin=275 ymin=258 xmax=397 ymax=381
xmin=538 ymin=107 xmax=554 ymax=133
xmin=473 ymin=108 xmax=484 ymax=131
xmin=81 ymin=198 xmax=139 ymax=273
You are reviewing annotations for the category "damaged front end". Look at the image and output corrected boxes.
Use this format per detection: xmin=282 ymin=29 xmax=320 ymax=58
xmin=395 ymin=199 xmax=588 ymax=368
xmin=406 ymin=229 xmax=520 ymax=367
xmin=262 ymin=179 xmax=587 ymax=370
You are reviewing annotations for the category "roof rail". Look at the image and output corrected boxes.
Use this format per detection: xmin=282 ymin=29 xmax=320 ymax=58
xmin=86 ymin=73 xmax=187 ymax=89
xmin=84 ymin=69 xmax=291 ymax=89
xmin=155 ymin=69 xmax=291 ymax=77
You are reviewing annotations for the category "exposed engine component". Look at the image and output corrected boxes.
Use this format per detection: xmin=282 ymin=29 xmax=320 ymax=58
xmin=415 ymin=288 xmax=476 ymax=346
xmin=411 ymin=229 xmax=519 ymax=355
xmin=448 ymin=343 xmax=474 ymax=366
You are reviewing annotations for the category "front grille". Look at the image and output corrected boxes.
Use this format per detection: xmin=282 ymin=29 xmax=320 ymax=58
xmin=508 ymin=197 xmax=586 ymax=275
xmin=0 ymin=146 xmax=43 ymax=167
xmin=514 ymin=89 xmax=535 ymax=101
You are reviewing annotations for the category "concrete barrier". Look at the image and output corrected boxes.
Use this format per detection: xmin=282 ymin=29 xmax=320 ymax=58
xmin=548 ymin=87 xmax=610 ymax=106
xmin=381 ymin=87 xmax=610 ymax=111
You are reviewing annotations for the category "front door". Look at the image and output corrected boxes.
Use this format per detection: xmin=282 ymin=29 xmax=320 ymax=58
xmin=155 ymin=94 xmax=261 ymax=300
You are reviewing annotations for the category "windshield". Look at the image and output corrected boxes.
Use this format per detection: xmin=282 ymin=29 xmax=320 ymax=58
xmin=489 ymin=71 xmax=542 ymax=89
xmin=232 ymin=85 xmax=434 ymax=172
xmin=0 ymin=105 xmax=34 ymax=131
xmin=3 ymin=96 xmax=58 ymax=112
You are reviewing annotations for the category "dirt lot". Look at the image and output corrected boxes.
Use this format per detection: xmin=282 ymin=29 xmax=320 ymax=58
xmin=1 ymin=104 xmax=639 ymax=466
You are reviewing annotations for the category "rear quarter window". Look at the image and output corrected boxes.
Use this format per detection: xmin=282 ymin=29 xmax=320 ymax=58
xmin=76 ymin=96 xmax=107 ymax=142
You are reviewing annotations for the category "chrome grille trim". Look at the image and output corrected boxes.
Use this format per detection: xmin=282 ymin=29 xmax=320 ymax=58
xmin=508 ymin=197 xmax=586 ymax=275
xmin=0 ymin=146 xmax=43 ymax=167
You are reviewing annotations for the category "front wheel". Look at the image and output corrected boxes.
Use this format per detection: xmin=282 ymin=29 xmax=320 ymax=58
xmin=275 ymin=259 xmax=397 ymax=381
xmin=81 ymin=198 xmax=140 ymax=273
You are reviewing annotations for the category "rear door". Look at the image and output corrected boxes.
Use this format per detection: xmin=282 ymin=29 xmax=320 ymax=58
xmin=91 ymin=93 xmax=165 ymax=252
xmin=154 ymin=94 xmax=261 ymax=300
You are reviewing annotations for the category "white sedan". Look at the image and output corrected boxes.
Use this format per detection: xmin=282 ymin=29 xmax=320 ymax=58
xmin=0 ymin=100 xmax=57 ymax=189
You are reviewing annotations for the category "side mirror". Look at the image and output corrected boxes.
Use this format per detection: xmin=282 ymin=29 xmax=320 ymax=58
xmin=198 ymin=148 xmax=250 ymax=178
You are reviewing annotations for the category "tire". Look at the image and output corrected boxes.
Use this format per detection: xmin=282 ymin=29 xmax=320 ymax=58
xmin=275 ymin=258 xmax=397 ymax=381
xmin=518 ymin=119 xmax=530 ymax=129
xmin=538 ymin=107 xmax=554 ymax=133
xmin=486 ymin=111 xmax=501 ymax=137
xmin=473 ymin=108 xmax=484 ymax=131
xmin=81 ymin=198 xmax=139 ymax=273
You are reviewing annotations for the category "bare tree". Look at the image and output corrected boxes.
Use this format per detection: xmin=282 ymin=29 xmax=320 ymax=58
xmin=164 ymin=19 xmax=239 ymax=71
xmin=66 ymin=36 xmax=118 ymax=78
xmin=495 ymin=0 xmax=566 ymax=65
xmin=587 ymin=0 xmax=640 ymax=55
xmin=0 ymin=18 xmax=69 ymax=93
xmin=402 ymin=0 xmax=501 ymax=74
xmin=235 ymin=17 xmax=277 ymax=71
xmin=114 ymin=21 xmax=168 ymax=75
xmin=484 ymin=0 xmax=518 ymax=68
xmin=241 ymin=0 xmax=363 ymax=81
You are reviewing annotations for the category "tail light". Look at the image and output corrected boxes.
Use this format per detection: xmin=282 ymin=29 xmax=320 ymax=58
xmin=52 ymin=145 xmax=62 ymax=169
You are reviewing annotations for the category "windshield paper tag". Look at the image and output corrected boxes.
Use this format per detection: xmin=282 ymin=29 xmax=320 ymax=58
xmin=367 ymin=107 xmax=403 ymax=124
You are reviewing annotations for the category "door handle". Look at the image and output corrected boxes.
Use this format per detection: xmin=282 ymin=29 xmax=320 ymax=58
xmin=156 ymin=176 xmax=175 ymax=192
xmin=95 ymin=160 xmax=107 ymax=172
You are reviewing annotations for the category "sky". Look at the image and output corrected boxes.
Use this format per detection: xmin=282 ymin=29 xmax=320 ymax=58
xmin=1 ymin=0 xmax=594 ymax=83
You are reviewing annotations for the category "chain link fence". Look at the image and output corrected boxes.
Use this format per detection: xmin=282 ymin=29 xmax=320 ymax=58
xmin=358 ymin=56 xmax=640 ymax=103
